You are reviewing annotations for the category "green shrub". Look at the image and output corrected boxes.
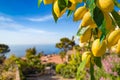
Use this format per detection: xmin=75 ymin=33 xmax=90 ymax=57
xmin=18 ymin=55 xmax=44 ymax=75
xmin=56 ymin=64 xmax=65 ymax=74
xmin=61 ymin=64 xmax=76 ymax=78
xmin=1 ymin=71 xmax=15 ymax=80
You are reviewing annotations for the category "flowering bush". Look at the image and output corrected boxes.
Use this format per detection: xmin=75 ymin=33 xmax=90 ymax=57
xmin=94 ymin=54 xmax=120 ymax=80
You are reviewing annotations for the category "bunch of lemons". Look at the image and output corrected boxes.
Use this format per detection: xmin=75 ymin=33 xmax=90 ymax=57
xmin=43 ymin=0 xmax=120 ymax=67
xmin=43 ymin=0 xmax=82 ymax=17
xmin=76 ymin=0 xmax=120 ymax=67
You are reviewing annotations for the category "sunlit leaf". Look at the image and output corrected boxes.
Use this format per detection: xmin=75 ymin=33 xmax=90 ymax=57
xmin=38 ymin=0 xmax=42 ymax=8
xmin=65 ymin=0 xmax=68 ymax=6
xmin=76 ymin=59 xmax=86 ymax=80
xmin=52 ymin=4 xmax=58 ymax=22
xmin=76 ymin=26 xmax=89 ymax=36
xmin=86 ymin=0 xmax=96 ymax=17
xmin=114 ymin=0 xmax=120 ymax=8
xmin=67 ymin=10 xmax=73 ymax=17
xmin=99 ymin=19 xmax=107 ymax=42
xmin=111 ymin=10 xmax=120 ymax=28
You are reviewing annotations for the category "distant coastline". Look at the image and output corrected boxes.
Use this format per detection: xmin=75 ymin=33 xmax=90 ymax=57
xmin=5 ymin=44 xmax=60 ymax=58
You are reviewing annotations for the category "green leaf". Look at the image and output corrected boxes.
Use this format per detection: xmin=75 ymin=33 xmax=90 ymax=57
xmin=67 ymin=1 xmax=72 ymax=8
xmin=65 ymin=0 xmax=68 ymax=6
xmin=111 ymin=10 xmax=120 ymax=28
xmin=76 ymin=26 xmax=89 ymax=36
xmin=94 ymin=57 xmax=102 ymax=68
xmin=58 ymin=0 xmax=67 ymax=12
xmin=52 ymin=4 xmax=58 ymax=22
xmin=38 ymin=0 xmax=42 ymax=8
xmin=93 ymin=7 xmax=104 ymax=27
xmin=90 ymin=59 xmax=95 ymax=80
xmin=83 ymin=0 xmax=86 ymax=2
xmin=76 ymin=59 xmax=86 ymax=80
xmin=86 ymin=0 xmax=96 ymax=18
xmin=114 ymin=0 xmax=120 ymax=8
xmin=99 ymin=19 xmax=107 ymax=42
xmin=100 ymin=33 xmax=106 ymax=43
xmin=67 ymin=10 xmax=73 ymax=17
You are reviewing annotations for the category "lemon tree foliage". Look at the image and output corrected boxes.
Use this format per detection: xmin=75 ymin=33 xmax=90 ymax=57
xmin=38 ymin=0 xmax=120 ymax=79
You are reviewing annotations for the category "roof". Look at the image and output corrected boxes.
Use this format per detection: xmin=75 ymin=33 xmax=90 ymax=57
xmin=41 ymin=55 xmax=65 ymax=64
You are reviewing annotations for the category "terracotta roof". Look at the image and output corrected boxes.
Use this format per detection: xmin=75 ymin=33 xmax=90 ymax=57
xmin=41 ymin=55 xmax=65 ymax=64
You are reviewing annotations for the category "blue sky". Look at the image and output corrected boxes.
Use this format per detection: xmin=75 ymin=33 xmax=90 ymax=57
xmin=0 ymin=0 xmax=80 ymax=45
xmin=0 ymin=0 xmax=120 ymax=45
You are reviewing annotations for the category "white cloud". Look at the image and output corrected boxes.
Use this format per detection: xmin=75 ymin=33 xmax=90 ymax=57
xmin=0 ymin=22 xmax=25 ymax=30
xmin=19 ymin=28 xmax=46 ymax=34
xmin=27 ymin=15 xmax=53 ymax=22
xmin=0 ymin=29 xmax=60 ymax=45
xmin=0 ymin=20 xmax=56 ymax=35
xmin=0 ymin=16 xmax=13 ymax=22
xmin=19 ymin=28 xmax=57 ymax=35
xmin=0 ymin=15 xmax=59 ymax=45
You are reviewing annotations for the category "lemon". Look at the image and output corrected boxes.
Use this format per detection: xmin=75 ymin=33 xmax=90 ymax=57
xmin=92 ymin=39 xmax=106 ymax=57
xmin=96 ymin=0 xmax=114 ymax=12
xmin=81 ymin=11 xmax=94 ymax=27
xmin=74 ymin=6 xmax=88 ymax=21
xmin=89 ymin=22 xmax=97 ymax=28
xmin=111 ymin=45 xmax=117 ymax=53
xmin=53 ymin=0 xmax=66 ymax=18
xmin=107 ymin=29 xmax=120 ymax=48
xmin=43 ymin=0 xmax=54 ymax=4
xmin=104 ymin=13 xmax=115 ymax=31
xmin=82 ymin=51 xmax=91 ymax=68
xmin=80 ymin=27 xmax=92 ymax=43
xmin=116 ymin=39 xmax=120 ymax=54
xmin=69 ymin=0 xmax=82 ymax=4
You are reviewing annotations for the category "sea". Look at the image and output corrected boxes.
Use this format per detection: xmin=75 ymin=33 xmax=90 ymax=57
xmin=5 ymin=44 xmax=60 ymax=58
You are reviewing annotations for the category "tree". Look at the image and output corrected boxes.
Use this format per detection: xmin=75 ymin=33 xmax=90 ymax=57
xmin=38 ymin=0 xmax=120 ymax=80
xmin=25 ymin=47 xmax=36 ymax=58
xmin=0 ymin=44 xmax=10 ymax=64
xmin=56 ymin=37 xmax=75 ymax=52
xmin=56 ymin=37 xmax=75 ymax=60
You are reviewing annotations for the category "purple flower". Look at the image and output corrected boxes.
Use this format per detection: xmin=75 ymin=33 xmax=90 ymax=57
xmin=101 ymin=55 xmax=120 ymax=76
xmin=100 ymin=77 xmax=105 ymax=80
xmin=112 ymin=72 xmax=118 ymax=76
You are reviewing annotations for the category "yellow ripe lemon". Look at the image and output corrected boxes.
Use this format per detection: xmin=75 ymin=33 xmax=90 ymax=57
xmin=107 ymin=29 xmax=120 ymax=48
xmin=80 ymin=27 xmax=91 ymax=43
xmin=96 ymin=0 xmax=114 ymax=12
xmin=74 ymin=6 xmax=87 ymax=21
xmin=92 ymin=39 xmax=106 ymax=57
xmin=104 ymin=13 xmax=115 ymax=31
xmin=69 ymin=0 xmax=82 ymax=4
xmin=89 ymin=22 xmax=97 ymax=28
xmin=82 ymin=51 xmax=91 ymax=68
xmin=53 ymin=0 xmax=66 ymax=18
xmin=116 ymin=39 xmax=120 ymax=54
xmin=81 ymin=11 xmax=94 ymax=27
xmin=43 ymin=0 xmax=54 ymax=5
